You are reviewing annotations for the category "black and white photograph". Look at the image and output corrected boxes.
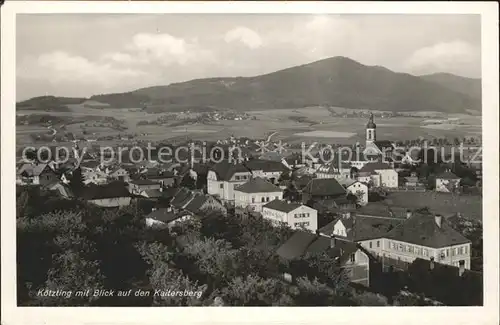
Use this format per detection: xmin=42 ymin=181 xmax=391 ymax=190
xmin=1 ymin=1 xmax=499 ymax=324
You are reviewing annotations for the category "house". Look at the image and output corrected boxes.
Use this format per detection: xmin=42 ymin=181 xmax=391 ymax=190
xmin=338 ymin=179 xmax=369 ymax=205
xmin=16 ymin=163 xmax=59 ymax=186
xmin=283 ymin=154 xmax=306 ymax=168
xmin=262 ymin=199 xmax=318 ymax=232
xmin=359 ymin=162 xmax=398 ymax=188
xmin=168 ymin=188 xmax=227 ymax=218
xmin=301 ymin=178 xmax=346 ymax=204
xmin=81 ymin=182 xmax=131 ymax=207
xmin=244 ymin=159 xmax=288 ymax=184
xmin=145 ymin=208 xmax=192 ymax=229
xmin=276 ymin=231 xmax=371 ymax=287
xmin=145 ymin=171 xmax=176 ymax=188
xmin=128 ymin=179 xmax=162 ymax=195
xmin=79 ymin=160 xmax=102 ymax=172
xmin=320 ymin=211 xmax=405 ymax=259
xmin=315 ymin=163 xmax=339 ymax=179
xmin=207 ymin=161 xmax=253 ymax=202
xmin=435 ymin=170 xmax=461 ymax=193
xmin=43 ymin=181 xmax=74 ymax=199
xmin=140 ymin=189 xmax=163 ymax=199
xmin=382 ymin=212 xmax=472 ymax=269
xmin=108 ymin=167 xmax=130 ymax=182
xmin=234 ymin=177 xmax=283 ymax=213
xmin=82 ymin=170 xmax=108 ymax=185
xmin=404 ymin=172 xmax=420 ymax=187
xmin=405 ymin=258 xmax=483 ymax=305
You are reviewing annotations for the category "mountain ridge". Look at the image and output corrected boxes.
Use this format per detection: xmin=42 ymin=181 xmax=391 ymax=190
xmin=17 ymin=56 xmax=481 ymax=114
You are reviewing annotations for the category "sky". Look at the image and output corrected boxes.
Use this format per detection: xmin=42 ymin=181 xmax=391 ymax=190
xmin=16 ymin=14 xmax=481 ymax=101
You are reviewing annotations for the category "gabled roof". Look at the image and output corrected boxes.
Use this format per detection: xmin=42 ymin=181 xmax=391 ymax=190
xmin=146 ymin=208 xmax=184 ymax=223
xmin=374 ymin=140 xmax=393 ymax=150
xmin=210 ymin=161 xmax=251 ymax=181
xmin=245 ymin=159 xmax=287 ymax=173
xmin=171 ymin=188 xmax=195 ymax=209
xmin=79 ymin=160 xmax=100 ymax=169
xmin=260 ymin=151 xmax=284 ymax=162
xmin=320 ymin=214 xmax=404 ymax=242
xmin=263 ymin=199 xmax=304 ymax=213
xmin=303 ymin=178 xmax=346 ymax=197
xmin=384 ymin=213 xmax=471 ymax=248
xmin=359 ymin=162 xmax=393 ymax=173
xmin=141 ymin=189 xmax=163 ymax=198
xmin=82 ymin=182 xmax=130 ymax=200
xmin=19 ymin=164 xmax=53 ymax=177
xmin=235 ymin=177 xmax=282 ymax=194
xmin=184 ymin=193 xmax=209 ymax=214
xmin=276 ymin=231 xmax=359 ymax=264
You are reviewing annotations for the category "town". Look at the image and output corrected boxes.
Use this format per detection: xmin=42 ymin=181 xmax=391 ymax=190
xmin=16 ymin=114 xmax=483 ymax=306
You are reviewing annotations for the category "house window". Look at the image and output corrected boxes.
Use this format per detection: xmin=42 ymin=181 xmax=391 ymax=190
xmin=350 ymin=254 xmax=356 ymax=263
xmin=261 ymin=197 xmax=265 ymax=203
xmin=459 ymin=247 xmax=464 ymax=255
xmin=452 ymin=248 xmax=456 ymax=256
xmin=266 ymin=197 xmax=270 ymax=202
xmin=446 ymin=249 xmax=449 ymax=257
xmin=398 ymin=244 xmax=403 ymax=251
xmin=251 ymin=197 xmax=255 ymax=203
xmin=235 ymin=176 xmax=240 ymax=180
xmin=275 ymin=196 xmax=279 ymax=200
xmin=464 ymin=246 xmax=468 ymax=254
xmin=377 ymin=241 xmax=380 ymax=248
xmin=219 ymin=184 xmax=223 ymax=189
xmin=423 ymin=249 xmax=428 ymax=257
xmin=369 ymin=242 xmax=373 ymax=249
xmin=294 ymin=222 xmax=310 ymax=228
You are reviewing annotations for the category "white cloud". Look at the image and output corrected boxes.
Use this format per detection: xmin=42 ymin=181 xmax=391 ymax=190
xmin=101 ymin=52 xmax=136 ymax=65
xmin=126 ymin=32 xmax=216 ymax=66
xmin=224 ymin=27 xmax=263 ymax=49
xmin=404 ymin=41 xmax=480 ymax=76
xmin=17 ymin=51 xmax=145 ymax=87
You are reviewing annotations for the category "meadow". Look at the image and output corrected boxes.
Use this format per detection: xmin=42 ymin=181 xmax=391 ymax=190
xmin=16 ymin=106 xmax=482 ymax=150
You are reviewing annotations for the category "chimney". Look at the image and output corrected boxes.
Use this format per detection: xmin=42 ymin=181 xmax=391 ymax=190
xmin=330 ymin=235 xmax=336 ymax=248
xmin=458 ymin=260 xmax=465 ymax=276
xmin=429 ymin=256 xmax=435 ymax=270
xmin=406 ymin=210 xmax=412 ymax=219
xmin=434 ymin=214 xmax=442 ymax=228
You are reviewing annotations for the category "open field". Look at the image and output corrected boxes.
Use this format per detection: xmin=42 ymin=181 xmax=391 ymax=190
xmin=16 ymin=107 xmax=482 ymax=149
xmin=384 ymin=191 xmax=482 ymax=221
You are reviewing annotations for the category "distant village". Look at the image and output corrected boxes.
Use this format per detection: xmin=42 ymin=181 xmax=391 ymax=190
xmin=16 ymin=114 xmax=483 ymax=306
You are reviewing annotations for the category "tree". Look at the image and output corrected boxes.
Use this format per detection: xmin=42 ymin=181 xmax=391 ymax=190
xmin=219 ymin=275 xmax=292 ymax=306
xmin=180 ymin=174 xmax=196 ymax=190
xmin=69 ymin=167 xmax=85 ymax=196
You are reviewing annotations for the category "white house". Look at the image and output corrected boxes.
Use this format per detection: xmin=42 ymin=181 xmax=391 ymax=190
xmin=338 ymin=180 xmax=369 ymax=205
xmin=321 ymin=211 xmax=472 ymax=270
xmin=16 ymin=163 xmax=59 ymax=186
xmin=262 ymin=199 xmax=318 ymax=232
xmin=359 ymin=162 xmax=398 ymax=188
xmin=234 ymin=177 xmax=283 ymax=213
xmin=207 ymin=160 xmax=286 ymax=202
xmin=128 ymin=179 xmax=162 ymax=195
xmin=435 ymin=170 xmax=461 ymax=193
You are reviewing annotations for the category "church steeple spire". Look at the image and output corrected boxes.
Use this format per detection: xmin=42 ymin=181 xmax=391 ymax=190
xmin=366 ymin=113 xmax=376 ymax=145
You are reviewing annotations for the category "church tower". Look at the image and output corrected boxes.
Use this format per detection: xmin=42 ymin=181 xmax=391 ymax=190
xmin=366 ymin=113 xmax=376 ymax=146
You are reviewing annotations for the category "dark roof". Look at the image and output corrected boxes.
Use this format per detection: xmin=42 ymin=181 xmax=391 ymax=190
xmin=374 ymin=140 xmax=393 ymax=150
xmin=384 ymin=213 xmax=471 ymax=248
xmin=184 ymin=193 xmax=208 ymax=214
xmin=408 ymin=258 xmax=483 ymax=305
xmin=436 ymin=171 xmax=460 ymax=180
xmin=129 ymin=179 xmax=158 ymax=186
xmin=260 ymin=151 xmax=284 ymax=162
xmin=82 ymin=182 xmax=130 ymax=200
xmin=276 ymin=231 xmax=317 ymax=260
xmin=146 ymin=208 xmax=183 ymax=223
xmin=303 ymin=178 xmax=346 ymax=197
xmin=235 ymin=177 xmax=282 ymax=193
xmin=244 ymin=159 xmax=287 ymax=173
xmin=295 ymin=175 xmax=313 ymax=190
xmin=79 ymin=161 xmax=100 ymax=169
xmin=359 ymin=162 xmax=393 ymax=173
xmin=142 ymin=189 xmax=163 ymax=198
xmin=277 ymin=231 xmax=359 ymax=264
xmin=210 ymin=161 xmax=251 ymax=181
xmin=263 ymin=199 xmax=303 ymax=213
xmin=171 ymin=188 xmax=195 ymax=208
xmin=321 ymin=214 xmax=404 ymax=241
